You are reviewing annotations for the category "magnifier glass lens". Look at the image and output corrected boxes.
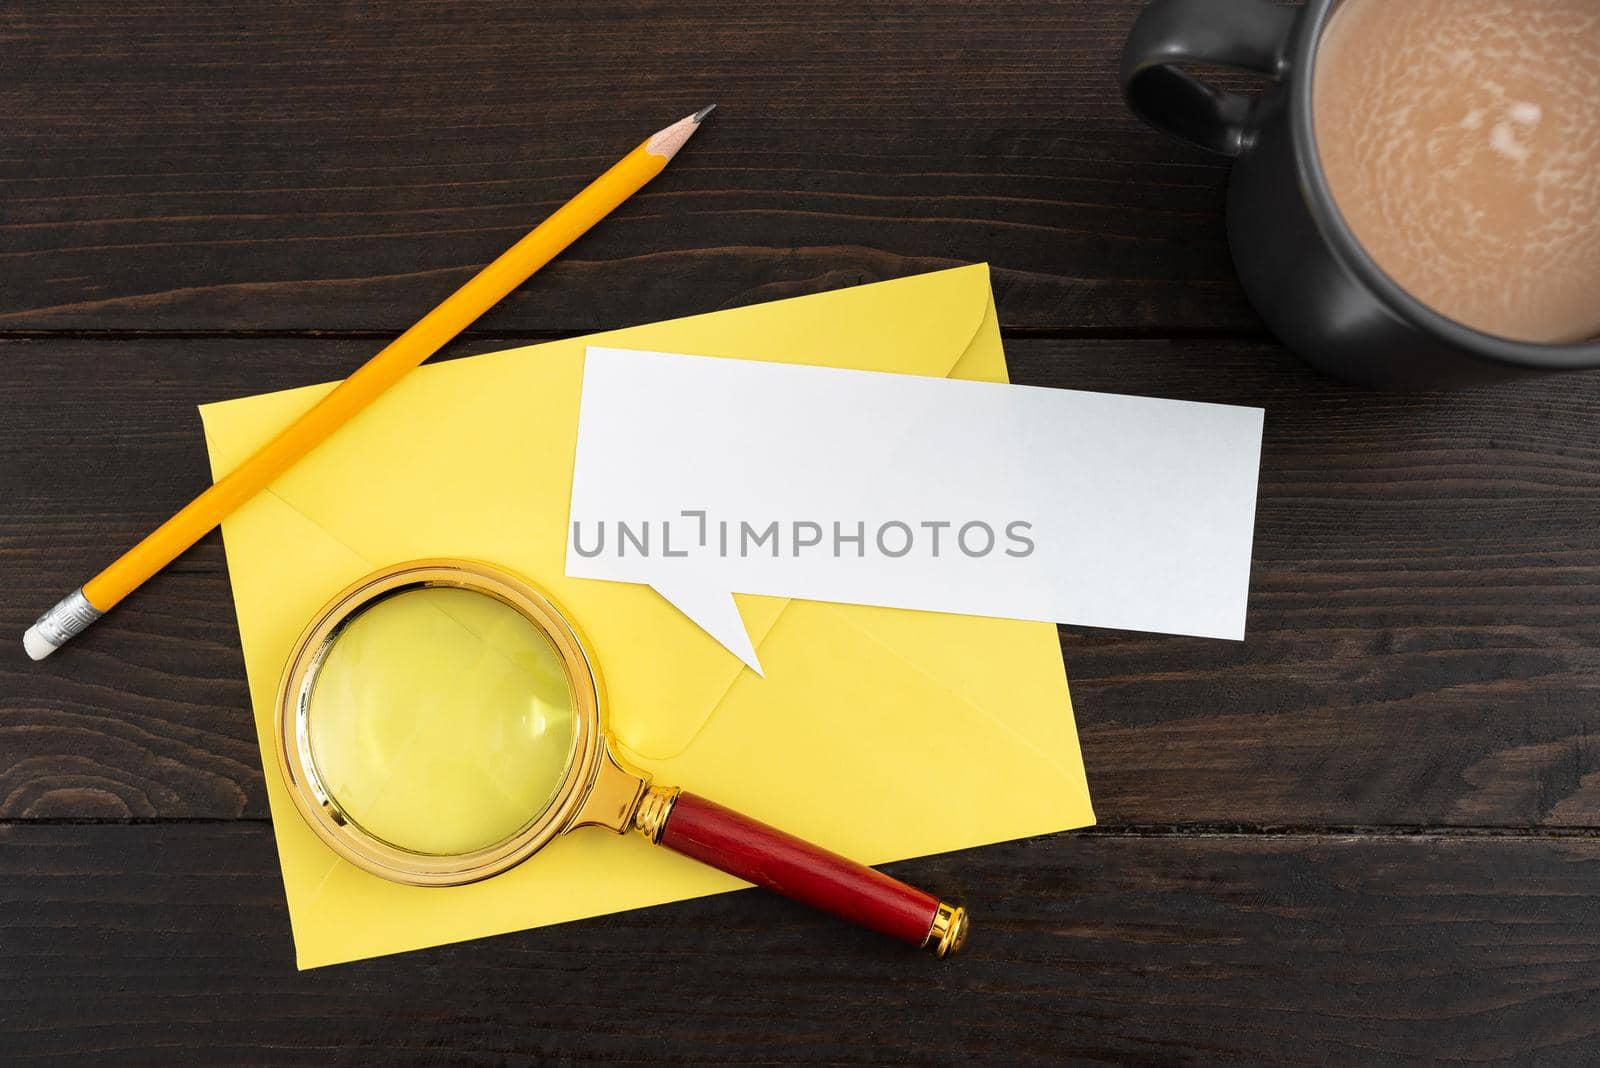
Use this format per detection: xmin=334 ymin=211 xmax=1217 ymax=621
xmin=305 ymin=586 xmax=579 ymax=856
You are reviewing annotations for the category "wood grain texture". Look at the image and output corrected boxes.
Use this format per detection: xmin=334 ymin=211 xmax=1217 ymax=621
xmin=4 ymin=336 xmax=1598 ymax=828
xmin=0 ymin=0 xmax=1257 ymax=336
xmin=5 ymin=823 xmax=1600 ymax=1065
xmin=7 ymin=2 xmax=1600 ymax=1060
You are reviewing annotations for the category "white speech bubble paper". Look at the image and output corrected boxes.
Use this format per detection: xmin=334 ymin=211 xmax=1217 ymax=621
xmin=567 ymin=347 xmax=1263 ymax=673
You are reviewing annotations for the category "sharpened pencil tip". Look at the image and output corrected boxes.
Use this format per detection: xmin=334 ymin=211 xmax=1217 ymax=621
xmin=692 ymin=104 xmax=716 ymax=124
xmin=646 ymin=108 xmax=715 ymax=160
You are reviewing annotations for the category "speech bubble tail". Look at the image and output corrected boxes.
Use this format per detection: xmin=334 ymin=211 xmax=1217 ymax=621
xmin=649 ymin=581 xmax=765 ymax=676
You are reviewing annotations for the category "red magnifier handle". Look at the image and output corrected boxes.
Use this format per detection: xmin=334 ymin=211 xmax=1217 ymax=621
xmin=643 ymin=789 xmax=968 ymax=956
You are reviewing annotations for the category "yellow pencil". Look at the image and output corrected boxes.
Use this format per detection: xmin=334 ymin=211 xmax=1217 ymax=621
xmin=24 ymin=106 xmax=714 ymax=660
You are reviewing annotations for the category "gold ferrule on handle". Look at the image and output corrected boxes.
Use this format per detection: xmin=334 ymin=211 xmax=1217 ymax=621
xmin=632 ymin=785 xmax=681 ymax=844
xmin=923 ymin=902 xmax=969 ymax=958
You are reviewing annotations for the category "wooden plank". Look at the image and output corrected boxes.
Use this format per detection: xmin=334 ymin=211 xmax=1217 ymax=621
xmin=4 ymin=823 xmax=1599 ymax=1064
xmin=0 ymin=0 xmax=1256 ymax=336
xmin=4 ymin=336 xmax=1598 ymax=828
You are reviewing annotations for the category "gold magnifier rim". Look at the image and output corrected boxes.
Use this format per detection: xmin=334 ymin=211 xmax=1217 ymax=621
xmin=273 ymin=559 xmax=605 ymax=887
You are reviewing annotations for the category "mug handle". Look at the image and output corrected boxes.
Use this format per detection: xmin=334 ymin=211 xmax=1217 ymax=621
xmin=1119 ymin=0 xmax=1300 ymax=156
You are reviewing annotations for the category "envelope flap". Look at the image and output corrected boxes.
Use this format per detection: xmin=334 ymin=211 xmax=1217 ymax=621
xmin=199 ymin=266 xmax=998 ymax=761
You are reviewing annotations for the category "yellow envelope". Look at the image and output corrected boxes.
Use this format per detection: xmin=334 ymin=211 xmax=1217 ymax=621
xmin=199 ymin=264 xmax=1095 ymax=968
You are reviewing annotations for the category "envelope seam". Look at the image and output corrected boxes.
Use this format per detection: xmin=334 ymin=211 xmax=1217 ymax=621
xmin=805 ymin=601 xmax=1093 ymax=802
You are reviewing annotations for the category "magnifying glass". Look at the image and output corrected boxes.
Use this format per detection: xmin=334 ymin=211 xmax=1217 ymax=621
xmin=275 ymin=560 xmax=968 ymax=956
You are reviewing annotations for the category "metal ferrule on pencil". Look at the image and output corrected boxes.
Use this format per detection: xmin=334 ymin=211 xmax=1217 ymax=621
xmin=25 ymin=588 xmax=102 ymax=660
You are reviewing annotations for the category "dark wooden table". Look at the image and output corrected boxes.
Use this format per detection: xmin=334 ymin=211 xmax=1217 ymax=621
xmin=4 ymin=2 xmax=1599 ymax=1063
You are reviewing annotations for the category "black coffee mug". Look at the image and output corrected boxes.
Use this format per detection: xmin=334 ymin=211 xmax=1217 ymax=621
xmin=1120 ymin=0 xmax=1600 ymax=388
